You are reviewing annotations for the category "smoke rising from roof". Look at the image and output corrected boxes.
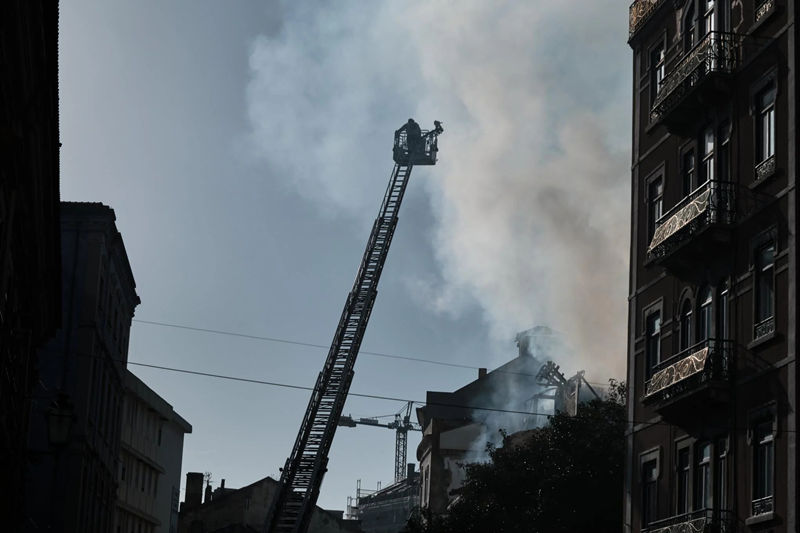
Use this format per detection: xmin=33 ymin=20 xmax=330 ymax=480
xmin=246 ymin=1 xmax=630 ymax=378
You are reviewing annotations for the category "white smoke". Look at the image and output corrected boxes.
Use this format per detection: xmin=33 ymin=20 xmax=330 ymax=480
xmin=247 ymin=1 xmax=631 ymax=378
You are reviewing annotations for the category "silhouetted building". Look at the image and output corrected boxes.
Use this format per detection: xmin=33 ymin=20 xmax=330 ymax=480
xmin=25 ymin=202 xmax=140 ymax=531
xmin=116 ymin=369 xmax=192 ymax=533
xmin=415 ymin=327 xmax=599 ymax=516
xmin=626 ymin=1 xmax=796 ymax=531
xmin=0 ymin=0 xmax=61 ymax=527
xmin=415 ymin=329 xmax=545 ymax=515
xmin=354 ymin=465 xmax=419 ymax=533
xmin=177 ymin=474 xmax=364 ymax=533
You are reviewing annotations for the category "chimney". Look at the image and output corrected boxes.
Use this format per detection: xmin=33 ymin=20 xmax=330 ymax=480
xmin=407 ymin=463 xmax=416 ymax=479
xmin=478 ymin=368 xmax=487 ymax=379
xmin=221 ymin=479 xmax=225 ymax=490
xmin=184 ymin=472 xmax=204 ymax=510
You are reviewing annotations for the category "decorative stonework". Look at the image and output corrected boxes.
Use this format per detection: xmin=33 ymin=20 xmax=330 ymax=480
xmin=755 ymin=156 xmax=776 ymax=181
xmin=629 ymin=0 xmax=667 ymax=38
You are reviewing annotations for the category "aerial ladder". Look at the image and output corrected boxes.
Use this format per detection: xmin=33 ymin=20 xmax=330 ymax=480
xmin=265 ymin=120 xmax=444 ymax=533
xmin=338 ymin=401 xmax=422 ymax=484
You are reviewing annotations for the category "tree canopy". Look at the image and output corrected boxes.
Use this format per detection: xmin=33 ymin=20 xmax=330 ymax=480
xmin=405 ymin=381 xmax=627 ymax=533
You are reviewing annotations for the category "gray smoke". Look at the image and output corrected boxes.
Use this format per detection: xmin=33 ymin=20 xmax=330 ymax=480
xmin=247 ymin=1 xmax=631 ymax=378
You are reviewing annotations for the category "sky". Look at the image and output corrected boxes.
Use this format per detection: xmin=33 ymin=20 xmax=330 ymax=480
xmin=59 ymin=0 xmax=632 ymax=511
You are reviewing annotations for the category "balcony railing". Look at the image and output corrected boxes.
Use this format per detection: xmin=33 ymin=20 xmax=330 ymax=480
xmin=644 ymin=339 xmax=732 ymax=403
xmin=650 ymin=32 xmax=744 ymax=124
xmin=752 ymin=495 xmax=774 ymax=516
xmin=629 ymin=0 xmax=668 ymax=39
xmin=648 ymin=181 xmax=735 ymax=260
xmin=644 ymin=509 xmax=735 ymax=533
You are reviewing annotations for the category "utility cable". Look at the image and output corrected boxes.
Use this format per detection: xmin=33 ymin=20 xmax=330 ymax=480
xmin=43 ymin=347 xmax=793 ymax=435
xmin=132 ymin=318 xmax=612 ymax=387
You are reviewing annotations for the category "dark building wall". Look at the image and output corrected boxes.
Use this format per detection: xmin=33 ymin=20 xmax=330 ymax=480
xmin=26 ymin=203 xmax=140 ymax=532
xmin=0 ymin=0 xmax=61 ymax=527
xmin=625 ymin=1 xmax=796 ymax=532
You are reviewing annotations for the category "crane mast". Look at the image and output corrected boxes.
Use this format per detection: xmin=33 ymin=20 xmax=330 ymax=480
xmin=265 ymin=121 xmax=443 ymax=533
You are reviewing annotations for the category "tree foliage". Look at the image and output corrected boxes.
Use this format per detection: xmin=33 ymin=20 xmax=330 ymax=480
xmin=404 ymin=381 xmax=627 ymax=533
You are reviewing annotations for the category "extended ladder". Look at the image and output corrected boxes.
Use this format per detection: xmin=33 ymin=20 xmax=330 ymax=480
xmin=265 ymin=122 xmax=442 ymax=533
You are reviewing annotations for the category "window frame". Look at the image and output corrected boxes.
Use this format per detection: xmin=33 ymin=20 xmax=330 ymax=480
xmin=750 ymin=69 xmax=779 ymax=181
xmin=640 ymin=448 xmax=661 ymax=527
xmin=645 ymin=308 xmax=662 ymax=379
xmin=646 ymin=174 xmax=665 ymax=244
xmin=747 ymin=403 xmax=777 ymax=518
xmin=751 ymin=228 xmax=777 ymax=341
xmin=681 ymin=147 xmax=697 ymax=198
xmin=675 ymin=440 xmax=692 ymax=515
xmin=679 ymin=297 xmax=694 ymax=353
xmin=649 ymin=39 xmax=666 ymax=105
xmin=755 ymin=82 xmax=776 ymax=164
xmin=693 ymin=441 xmax=712 ymax=510
xmin=697 ymin=286 xmax=713 ymax=343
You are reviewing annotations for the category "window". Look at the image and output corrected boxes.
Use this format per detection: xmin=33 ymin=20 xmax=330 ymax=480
xmin=755 ymin=241 xmax=775 ymax=334
xmin=651 ymin=44 xmax=665 ymax=102
xmin=677 ymin=447 xmax=691 ymax=514
xmin=752 ymin=419 xmax=774 ymax=513
xmin=718 ymin=284 xmax=729 ymax=340
xmin=680 ymin=300 xmax=693 ymax=352
xmin=718 ymin=121 xmax=731 ymax=182
xmin=701 ymin=127 xmax=714 ymax=184
xmin=648 ymin=179 xmax=664 ymax=242
xmin=646 ymin=312 xmax=661 ymax=377
xmin=715 ymin=437 xmax=728 ymax=511
xmin=642 ymin=459 xmax=658 ymax=526
xmin=756 ymin=83 xmax=776 ymax=163
xmin=685 ymin=5 xmax=697 ymax=50
xmin=682 ymin=150 xmax=696 ymax=197
xmin=694 ymin=442 xmax=711 ymax=510
xmin=697 ymin=287 xmax=712 ymax=342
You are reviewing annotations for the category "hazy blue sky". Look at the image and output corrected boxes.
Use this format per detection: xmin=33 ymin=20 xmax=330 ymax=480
xmin=59 ymin=1 xmax=631 ymax=511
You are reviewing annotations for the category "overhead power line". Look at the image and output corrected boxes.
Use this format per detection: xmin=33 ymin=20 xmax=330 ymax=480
xmin=46 ymin=348 xmax=793 ymax=435
xmin=132 ymin=318 xmax=613 ymax=387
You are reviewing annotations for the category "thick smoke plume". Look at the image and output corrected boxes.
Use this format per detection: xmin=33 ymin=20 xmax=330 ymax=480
xmin=247 ymin=1 xmax=631 ymax=377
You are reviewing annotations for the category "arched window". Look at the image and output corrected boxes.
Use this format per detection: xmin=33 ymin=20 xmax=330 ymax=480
xmin=698 ymin=286 xmax=713 ymax=342
xmin=680 ymin=299 xmax=693 ymax=351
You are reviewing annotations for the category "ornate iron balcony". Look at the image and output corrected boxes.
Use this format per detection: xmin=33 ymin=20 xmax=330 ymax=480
xmin=650 ymin=32 xmax=744 ymax=124
xmin=754 ymin=316 xmax=775 ymax=340
xmin=629 ymin=0 xmax=668 ymax=39
xmin=648 ymin=181 xmax=735 ymax=261
xmin=644 ymin=339 xmax=732 ymax=404
xmin=752 ymin=495 xmax=774 ymax=516
xmin=644 ymin=509 xmax=735 ymax=533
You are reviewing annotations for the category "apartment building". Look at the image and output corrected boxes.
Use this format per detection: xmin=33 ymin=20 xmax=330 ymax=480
xmin=625 ymin=0 xmax=796 ymax=531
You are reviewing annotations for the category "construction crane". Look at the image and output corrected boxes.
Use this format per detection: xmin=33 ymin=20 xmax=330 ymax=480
xmin=265 ymin=120 xmax=444 ymax=533
xmin=338 ymin=401 xmax=422 ymax=484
